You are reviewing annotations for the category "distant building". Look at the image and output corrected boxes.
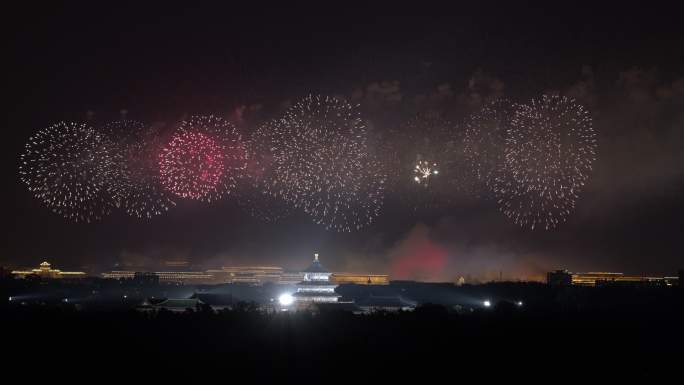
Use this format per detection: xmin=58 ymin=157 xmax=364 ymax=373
xmin=547 ymin=270 xmax=572 ymax=286
xmin=547 ymin=269 xmax=677 ymax=287
xmin=293 ymin=254 xmax=340 ymax=305
xmin=356 ymin=295 xmax=416 ymax=313
xmin=133 ymin=272 xmax=160 ymax=286
xmin=102 ymin=271 xmax=136 ymax=280
xmin=572 ymin=272 xmax=672 ymax=286
xmin=279 ymin=271 xmax=306 ymax=285
xmin=206 ymin=266 xmax=286 ymax=285
xmin=102 ymin=270 xmax=215 ymax=284
xmin=330 ymin=273 xmax=389 ymax=285
xmin=12 ymin=261 xmax=86 ymax=279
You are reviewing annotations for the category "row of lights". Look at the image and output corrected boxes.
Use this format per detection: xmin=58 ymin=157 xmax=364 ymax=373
xmin=483 ymin=300 xmax=524 ymax=308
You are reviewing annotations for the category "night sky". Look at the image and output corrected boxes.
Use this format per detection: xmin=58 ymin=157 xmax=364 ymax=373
xmin=4 ymin=3 xmax=684 ymax=280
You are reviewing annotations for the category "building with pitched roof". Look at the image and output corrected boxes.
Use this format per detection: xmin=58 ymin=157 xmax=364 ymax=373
xmin=293 ymin=253 xmax=340 ymax=306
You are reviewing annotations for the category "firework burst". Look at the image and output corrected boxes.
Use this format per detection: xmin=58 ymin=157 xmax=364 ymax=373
xmin=252 ymin=95 xmax=385 ymax=231
xmin=413 ymin=160 xmax=439 ymax=185
xmin=103 ymin=120 xmax=176 ymax=218
xmin=159 ymin=115 xmax=247 ymax=202
xmin=494 ymin=94 xmax=597 ymax=230
xmin=463 ymin=98 xmax=515 ymax=194
xmin=381 ymin=112 xmax=463 ymax=210
xmin=19 ymin=121 xmax=118 ymax=222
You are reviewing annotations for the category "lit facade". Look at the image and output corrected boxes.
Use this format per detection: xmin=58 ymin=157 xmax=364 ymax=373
xmin=102 ymin=270 xmax=215 ymax=284
xmin=572 ymin=272 xmax=672 ymax=286
xmin=207 ymin=266 xmax=286 ymax=284
xmin=12 ymin=261 xmax=86 ymax=279
xmin=293 ymin=254 xmax=340 ymax=305
xmin=547 ymin=269 xmax=677 ymax=287
xmin=330 ymin=273 xmax=389 ymax=285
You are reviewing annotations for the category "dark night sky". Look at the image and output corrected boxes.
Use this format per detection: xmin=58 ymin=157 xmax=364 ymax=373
xmin=4 ymin=3 xmax=684 ymax=279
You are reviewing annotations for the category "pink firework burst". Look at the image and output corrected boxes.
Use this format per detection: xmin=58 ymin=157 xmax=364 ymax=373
xmin=159 ymin=115 xmax=246 ymax=201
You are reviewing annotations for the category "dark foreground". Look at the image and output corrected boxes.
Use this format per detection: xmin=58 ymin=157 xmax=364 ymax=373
xmin=3 ymin=287 xmax=683 ymax=381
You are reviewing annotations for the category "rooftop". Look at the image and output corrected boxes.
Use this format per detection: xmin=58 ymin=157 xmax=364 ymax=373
xmin=302 ymin=253 xmax=330 ymax=274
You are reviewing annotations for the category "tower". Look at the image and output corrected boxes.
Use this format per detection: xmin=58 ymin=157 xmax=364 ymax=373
xmin=292 ymin=253 xmax=340 ymax=306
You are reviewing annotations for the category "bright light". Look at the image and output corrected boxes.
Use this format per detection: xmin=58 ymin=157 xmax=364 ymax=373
xmin=8 ymin=296 xmax=12 ymax=302
xmin=279 ymin=293 xmax=294 ymax=306
xmin=483 ymin=300 xmax=491 ymax=308
xmin=516 ymin=301 xmax=523 ymax=307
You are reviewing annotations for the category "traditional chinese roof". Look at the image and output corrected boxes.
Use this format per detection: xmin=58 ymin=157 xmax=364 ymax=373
xmin=154 ymin=298 xmax=204 ymax=309
xmin=302 ymin=254 xmax=329 ymax=273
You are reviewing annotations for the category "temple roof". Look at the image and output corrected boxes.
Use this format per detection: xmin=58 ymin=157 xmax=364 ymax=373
xmin=302 ymin=254 xmax=329 ymax=273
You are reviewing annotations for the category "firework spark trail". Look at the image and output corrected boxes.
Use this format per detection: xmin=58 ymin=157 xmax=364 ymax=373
xmin=381 ymin=112 xmax=465 ymax=210
xmin=238 ymin=120 xmax=294 ymax=223
xmin=413 ymin=160 xmax=439 ymax=185
xmin=251 ymin=95 xmax=386 ymax=232
xmin=18 ymin=93 xmax=596 ymax=232
xmin=19 ymin=121 xmax=118 ymax=222
xmin=463 ymin=98 xmax=514 ymax=194
xmin=159 ymin=115 xmax=247 ymax=202
xmin=494 ymin=94 xmax=597 ymax=230
xmin=103 ymin=120 xmax=176 ymax=218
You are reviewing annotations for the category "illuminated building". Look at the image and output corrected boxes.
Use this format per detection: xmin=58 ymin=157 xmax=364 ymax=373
xmin=102 ymin=270 xmax=215 ymax=284
xmin=206 ymin=266 xmax=287 ymax=284
xmin=293 ymin=253 xmax=340 ymax=305
xmin=133 ymin=272 xmax=160 ymax=286
xmin=279 ymin=271 xmax=306 ymax=285
xmin=547 ymin=269 xmax=678 ymax=287
xmin=572 ymin=272 xmax=672 ymax=286
xmin=11 ymin=261 xmax=86 ymax=279
xmin=103 ymin=266 xmax=304 ymax=286
xmin=330 ymin=273 xmax=389 ymax=285
xmin=102 ymin=271 xmax=136 ymax=279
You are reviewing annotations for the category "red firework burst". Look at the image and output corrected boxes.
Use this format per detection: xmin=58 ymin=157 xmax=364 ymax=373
xmin=159 ymin=115 xmax=246 ymax=202
xmin=158 ymin=131 xmax=225 ymax=200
